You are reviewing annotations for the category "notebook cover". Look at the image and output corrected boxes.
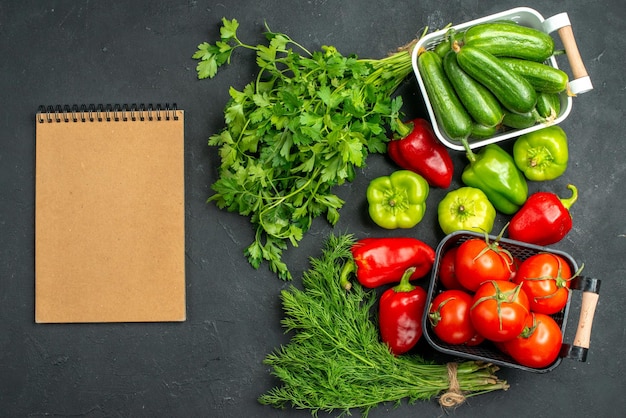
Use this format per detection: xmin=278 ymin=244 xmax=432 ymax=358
xmin=35 ymin=106 xmax=186 ymax=323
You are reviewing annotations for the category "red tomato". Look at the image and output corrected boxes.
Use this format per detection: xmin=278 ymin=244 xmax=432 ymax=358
xmin=494 ymin=341 xmax=509 ymax=355
xmin=465 ymin=332 xmax=485 ymax=346
xmin=455 ymin=238 xmax=512 ymax=292
xmin=428 ymin=289 xmax=476 ymax=345
xmin=501 ymin=312 xmax=563 ymax=369
xmin=513 ymin=253 xmax=572 ymax=314
xmin=470 ymin=280 xmax=530 ymax=342
xmin=438 ymin=247 xmax=463 ymax=290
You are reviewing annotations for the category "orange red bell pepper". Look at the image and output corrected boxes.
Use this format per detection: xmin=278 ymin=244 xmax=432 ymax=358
xmin=387 ymin=118 xmax=454 ymax=189
xmin=340 ymin=237 xmax=435 ymax=289
xmin=508 ymin=184 xmax=578 ymax=246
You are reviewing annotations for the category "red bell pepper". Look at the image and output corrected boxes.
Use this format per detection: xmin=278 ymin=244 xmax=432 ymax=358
xmin=508 ymin=184 xmax=578 ymax=246
xmin=340 ymin=237 xmax=435 ymax=289
xmin=387 ymin=118 xmax=454 ymax=189
xmin=378 ymin=267 xmax=427 ymax=355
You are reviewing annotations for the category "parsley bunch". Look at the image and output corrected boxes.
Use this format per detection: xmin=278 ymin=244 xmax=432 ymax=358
xmin=193 ymin=18 xmax=415 ymax=279
xmin=258 ymin=233 xmax=509 ymax=416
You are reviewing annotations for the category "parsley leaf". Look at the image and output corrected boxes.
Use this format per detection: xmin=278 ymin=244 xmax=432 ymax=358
xmin=193 ymin=18 xmax=415 ymax=279
xmin=219 ymin=17 xmax=239 ymax=39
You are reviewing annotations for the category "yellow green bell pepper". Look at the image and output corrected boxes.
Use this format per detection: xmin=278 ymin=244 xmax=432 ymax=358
xmin=437 ymin=186 xmax=496 ymax=234
xmin=366 ymin=170 xmax=429 ymax=229
xmin=513 ymin=125 xmax=568 ymax=181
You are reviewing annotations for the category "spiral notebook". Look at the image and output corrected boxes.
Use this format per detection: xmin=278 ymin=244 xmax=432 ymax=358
xmin=35 ymin=104 xmax=186 ymax=323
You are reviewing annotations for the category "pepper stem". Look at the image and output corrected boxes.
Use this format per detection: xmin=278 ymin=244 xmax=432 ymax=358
xmin=560 ymin=184 xmax=578 ymax=210
xmin=394 ymin=118 xmax=412 ymax=138
xmin=460 ymin=137 xmax=477 ymax=164
xmin=392 ymin=267 xmax=417 ymax=293
xmin=339 ymin=260 xmax=356 ymax=291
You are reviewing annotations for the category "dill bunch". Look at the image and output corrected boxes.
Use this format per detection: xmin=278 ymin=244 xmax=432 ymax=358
xmin=259 ymin=233 xmax=509 ymax=416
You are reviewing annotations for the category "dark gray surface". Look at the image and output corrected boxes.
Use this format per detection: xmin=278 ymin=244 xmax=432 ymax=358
xmin=1 ymin=1 xmax=624 ymax=417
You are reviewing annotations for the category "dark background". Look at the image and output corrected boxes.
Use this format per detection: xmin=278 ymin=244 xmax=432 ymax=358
xmin=2 ymin=1 xmax=624 ymax=417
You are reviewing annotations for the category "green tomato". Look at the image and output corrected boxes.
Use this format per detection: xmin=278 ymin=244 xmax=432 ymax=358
xmin=366 ymin=170 xmax=429 ymax=229
xmin=438 ymin=187 xmax=496 ymax=235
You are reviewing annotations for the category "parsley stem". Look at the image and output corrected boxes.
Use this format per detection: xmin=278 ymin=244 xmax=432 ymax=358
xmin=258 ymin=166 xmax=323 ymax=240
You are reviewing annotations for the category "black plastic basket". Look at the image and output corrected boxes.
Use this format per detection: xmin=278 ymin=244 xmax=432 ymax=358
xmin=422 ymin=231 xmax=601 ymax=373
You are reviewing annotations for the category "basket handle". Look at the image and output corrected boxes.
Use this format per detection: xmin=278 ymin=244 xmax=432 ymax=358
xmin=543 ymin=12 xmax=593 ymax=95
xmin=560 ymin=276 xmax=601 ymax=362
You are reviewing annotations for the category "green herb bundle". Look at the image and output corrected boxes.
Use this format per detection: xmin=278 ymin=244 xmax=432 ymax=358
xmin=259 ymin=233 xmax=509 ymax=416
xmin=193 ymin=19 xmax=415 ymax=279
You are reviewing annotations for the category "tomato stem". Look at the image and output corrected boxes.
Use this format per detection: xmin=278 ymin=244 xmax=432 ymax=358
xmin=471 ymin=281 xmax=525 ymax=331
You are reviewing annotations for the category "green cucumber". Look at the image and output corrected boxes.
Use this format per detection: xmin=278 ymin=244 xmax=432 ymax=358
xmin=501 ymin=110 xmax=540 ymax=129
xmin=536 ymin=92 xmax=561 ymax=119
xmin=417 ymin=49 xmax=472 ymax=141
xmin=434 ymin=30 xmax=465 ymax=58
xmin=470 ymin=122 xmax=498 ymax=139
xmin=454 ymin=45 xmax=537 ymax=114
xmin=442 ymin=50 xmax=504 ymax=127
xmin=464 ymin=22 xmax=554 ymax=62
xmin=499 ymin=58 xmax=568 ymax=93
xmin=503 ymin=92 xmax=560 ymax=128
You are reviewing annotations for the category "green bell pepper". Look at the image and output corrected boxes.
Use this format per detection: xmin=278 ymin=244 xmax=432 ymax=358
xmin=367 ymin=170 xmax=429 ymax=229
xmin=438 ymin=186 xmax=496 ymax=234
xmin=461 ymin=142 xmax=528 ymax=215
xmin=513 ymin=126 xmax=568 ymax=181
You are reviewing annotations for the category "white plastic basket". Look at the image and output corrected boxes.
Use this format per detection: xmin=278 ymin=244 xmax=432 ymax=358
xmin=412 ymin=7 xmax=593 ymax=151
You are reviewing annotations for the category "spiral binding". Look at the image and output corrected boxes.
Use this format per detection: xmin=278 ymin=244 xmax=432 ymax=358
xmin=36 ymin=103 xmax=179 ymax=123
